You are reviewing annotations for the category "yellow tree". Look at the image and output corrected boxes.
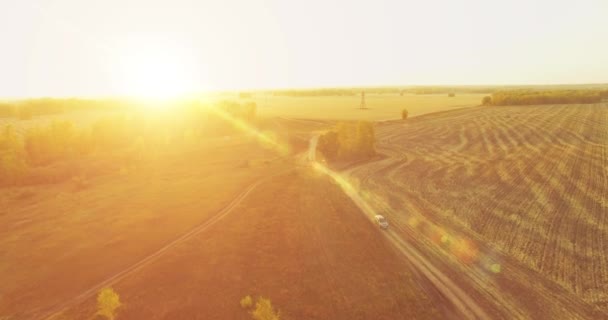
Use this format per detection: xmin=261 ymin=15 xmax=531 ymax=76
xmin=96 ymin=287 xmax=121 ymax=320
xmin=251 ymin=297 xmax=280 ymax=320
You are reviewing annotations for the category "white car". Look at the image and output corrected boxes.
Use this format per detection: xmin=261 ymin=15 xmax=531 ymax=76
xmin=375 ymin=215 xmax=389 ymax=229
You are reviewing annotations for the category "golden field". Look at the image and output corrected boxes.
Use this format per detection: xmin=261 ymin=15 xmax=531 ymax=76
xmin=1 ymin=95 xmax=607 ymax=319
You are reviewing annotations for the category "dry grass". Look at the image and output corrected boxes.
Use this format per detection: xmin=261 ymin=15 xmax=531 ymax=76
xmin=0 ymin=137 xmax=290 ymax=318
xmin=0 ymin=94 xmax=451 ymax=318
xmin=4 ymin=95 xmax=602 ymax=319
xmin=61 ymin=170 xmax=440 ymax=319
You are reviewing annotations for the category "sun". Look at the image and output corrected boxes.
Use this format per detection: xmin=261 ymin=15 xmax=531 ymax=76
xmin=117 ymin=40 xmax=199 ymax=101
xmin=124 ymin=54 xmax=189 ymax=99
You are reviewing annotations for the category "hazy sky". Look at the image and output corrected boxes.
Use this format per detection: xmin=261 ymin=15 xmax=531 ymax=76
xmin=2 ymin=0 xmax=608 ymax=97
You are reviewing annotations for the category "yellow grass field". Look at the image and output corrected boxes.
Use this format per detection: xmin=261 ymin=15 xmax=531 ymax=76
xmin=0 ymin=95 xmax=460 ymax=319
xmin=1 ymin=96 xmax=607 ymax=319
xmin=61 ymin=170 xmax=442 ymax=319
xmin=0 ymin=137 xmax=292 ymax=318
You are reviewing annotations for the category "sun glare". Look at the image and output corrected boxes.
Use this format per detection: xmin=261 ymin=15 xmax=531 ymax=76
xmin=117 ymin=40 xmax=199 ymax=102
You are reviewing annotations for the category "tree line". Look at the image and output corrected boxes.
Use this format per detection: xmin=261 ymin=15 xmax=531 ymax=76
xmin=0 ymin=98 xmax=133 ymax=119
xmin=0 ymin=101 xmax=257 ymax=186
xmin=270 ymin=87 xmax=403 ymax=97
xmin=482 ymin=89 xmax=608 ymax=106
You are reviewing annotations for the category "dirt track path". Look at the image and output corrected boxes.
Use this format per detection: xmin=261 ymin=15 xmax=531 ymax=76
xmin=38 ymin=169 xmax=292 ymax=320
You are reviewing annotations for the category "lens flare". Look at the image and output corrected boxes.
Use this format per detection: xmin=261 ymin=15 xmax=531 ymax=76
xmin=207 ymin=105 xmax=290 ymax=156
xmin=309 ymin=144 xmax=501 ymax=281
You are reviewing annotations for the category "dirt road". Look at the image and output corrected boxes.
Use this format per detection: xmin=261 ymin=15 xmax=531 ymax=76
xmin=309 ymin=137 xmax=492 ymax=319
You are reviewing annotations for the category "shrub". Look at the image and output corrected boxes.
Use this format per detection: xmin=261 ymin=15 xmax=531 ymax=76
xmin=448 ymin=92 xmax=455 ymax=97
xmin=401 ymin=108 xmax=409 ymax=120
xmin=482 ymin=96 xmax=492 ymax=105
xmin=240 ymin=295 xmax=253 ymax=308
xmin=96 ymin=287 xmax=121 ymax=320
xmin=251 ymin=297 xmax=280 ymax=320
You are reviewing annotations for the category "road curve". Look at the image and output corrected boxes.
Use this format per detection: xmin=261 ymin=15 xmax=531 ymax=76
xmin=38 ymin=169 xmax=292 ymax=320
xmin=308 ymin=135 xmax=491 ymax=320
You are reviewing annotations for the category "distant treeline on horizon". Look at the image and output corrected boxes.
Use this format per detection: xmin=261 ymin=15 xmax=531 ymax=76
xmin=485 ymin=89 xmax=608 ymax=106
xmin=1 ymin=84 xmax=607 ymax=119
xmin=263 ymin=84 xmax=608 ymax=97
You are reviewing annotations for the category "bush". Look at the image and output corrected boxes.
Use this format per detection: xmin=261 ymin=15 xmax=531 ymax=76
xmin=251 ymin=297 xmax=280 ymax=320
xmin=448 ymin=92 xmax=455 ymax=97
xmin=482 ymin=96 xmax=492 ymax=105
xmin=401 ymin=108 xmax=409 ymax=120
xmin=240 ymin=295 xmax=253 ymax=308
xmin=96 ymin=287 xmax=121 ymax=320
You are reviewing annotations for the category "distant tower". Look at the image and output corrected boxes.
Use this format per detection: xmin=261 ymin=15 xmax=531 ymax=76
xmin=360 ymin=90 xmax=366 ymax=109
